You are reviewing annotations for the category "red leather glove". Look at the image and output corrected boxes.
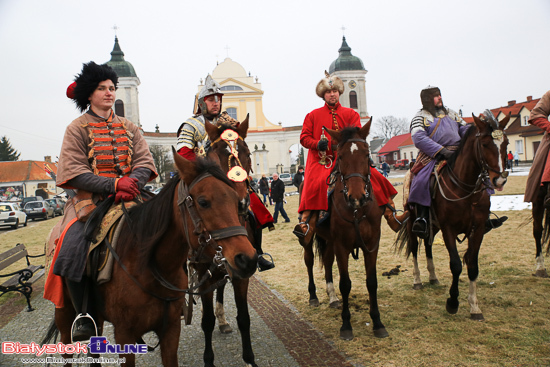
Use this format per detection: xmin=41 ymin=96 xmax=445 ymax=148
xmin=115 ymin=177 xmax=139 ymax=204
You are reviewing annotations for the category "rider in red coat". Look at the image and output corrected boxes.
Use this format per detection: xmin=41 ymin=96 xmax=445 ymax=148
xmin=294 ymin=71 xmax=408 ymax=241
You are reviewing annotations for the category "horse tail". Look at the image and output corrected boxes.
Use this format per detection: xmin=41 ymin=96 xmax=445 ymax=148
xmin=394 ymin=222 xmax=413 ymax=258
xmin=314 ymin=235 xmax=328 ymax=267
xmin=543 ymin=209 xmax=550 ymax=254
xmin=40 ymin=318 xmax=59 ymax=346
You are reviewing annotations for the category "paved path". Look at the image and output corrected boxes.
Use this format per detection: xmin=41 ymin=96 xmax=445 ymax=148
xmin=0 ymin=276 xmax=359 ymax=367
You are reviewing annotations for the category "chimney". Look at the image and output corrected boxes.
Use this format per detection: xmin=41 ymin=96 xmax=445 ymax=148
xmin=507 ymin=100 xmax=516 ymax=106
xmin=527 ymin=96 xmax=533 ymax=102
xmin=44 ymin=156 xmax=51 ymax=163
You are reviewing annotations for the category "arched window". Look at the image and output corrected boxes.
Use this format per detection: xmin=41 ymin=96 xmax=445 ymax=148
xmin=115 ymin=100 xmax=125 ymax=117
xmin=349 ymin=91 xmax=358 ymax=109
xmin=226 ymin=107 xmax=237 ymax=119
xmin=220 ymin=85 xmax=243 ymax=91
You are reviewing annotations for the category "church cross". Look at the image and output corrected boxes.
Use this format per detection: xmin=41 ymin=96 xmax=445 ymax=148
xmin=113 ymin=24 xmax=119 ymax=36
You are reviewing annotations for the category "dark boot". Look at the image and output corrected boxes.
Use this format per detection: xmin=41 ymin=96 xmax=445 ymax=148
xmin=412 ymin=205 xmax=430 ymax=239
xmin=66 ymin=279 xmax=96 ymax=342
xmin=257 ymin=254 xmax=275 ymax=272
xmin=484 ymin=214 xmax=508 ymax=234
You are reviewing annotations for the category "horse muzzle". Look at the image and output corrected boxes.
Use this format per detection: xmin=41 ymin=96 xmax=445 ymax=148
xmin=346 ymin=193 xmax=369 ymax=210
xmin=493 ymin=172 xmax=508 ymax=190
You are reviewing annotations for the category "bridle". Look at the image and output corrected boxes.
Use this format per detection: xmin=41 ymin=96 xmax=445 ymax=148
xmin=435 ymin=128 xmax=508 ymax=202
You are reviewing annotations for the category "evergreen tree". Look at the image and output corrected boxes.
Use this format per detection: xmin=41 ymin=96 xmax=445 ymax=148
xmin=0 ymin=136 xmax=21 ymax=161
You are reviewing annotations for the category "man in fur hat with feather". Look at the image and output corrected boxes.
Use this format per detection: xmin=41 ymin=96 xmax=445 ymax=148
xmin=44 ymin=61 xmax=157 ymax=341
xmin=408 ymin=86 xmax=507 ymax=238
xmin=176 ymin=75 xmax=275 ymax=271
xmin=293 ymin=71 xmax=408 ymax=242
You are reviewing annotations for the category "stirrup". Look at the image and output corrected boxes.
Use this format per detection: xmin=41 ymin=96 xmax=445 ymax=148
xmin=412 ymin=218 xmax=429 ymax=239
xmin=293 ymin=222 xmax=310 ymax=238
xmin=392 ymin=210 xmax=406 ymax=225
xmin=257 ymin=253 xmax=275 ymax=272
xmin=71 ymin=313 xmax=98 ymax=344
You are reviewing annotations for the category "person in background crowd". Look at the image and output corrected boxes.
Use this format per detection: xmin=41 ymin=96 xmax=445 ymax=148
xmin=507 ymin=151 xmax=514 ymax=171
xmin=259 ymin=174 xmax=271 ymax=206
xmin=293 ymin=166 xmax=304 ymax=191
xmin=514 ymin=151 xmax=519 ymax=167
xmin=271 ymin=173 xmax=290 ymax=223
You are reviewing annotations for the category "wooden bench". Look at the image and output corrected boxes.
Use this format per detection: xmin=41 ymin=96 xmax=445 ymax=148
xmin=0 ymin=243 xmax=45 ymax=311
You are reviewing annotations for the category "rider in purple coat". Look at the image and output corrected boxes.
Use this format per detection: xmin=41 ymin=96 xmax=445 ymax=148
xmin=408 ymin=86 xmax=506 ymax=238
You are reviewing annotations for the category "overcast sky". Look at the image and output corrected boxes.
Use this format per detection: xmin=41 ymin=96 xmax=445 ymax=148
xmin=1 ymin=0 xmax=549 ymax=161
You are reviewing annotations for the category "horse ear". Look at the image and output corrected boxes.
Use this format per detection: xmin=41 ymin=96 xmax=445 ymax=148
xmin=472 ymin=113 xmax=485 ymax=131
xmin=205 ymin=120 xmax=220 ymax=141
xmin=325 ymin=127 xmax=340 ymax=144
xmin=237 ymin=113 xmax=249 ymax=139
xmin=172 ymin=147 xmax=198 ymax=185
xmin=359 ymin=116 xmax=372 ymax=140
xmin=499 ymin=113 xmax=511 ymax=130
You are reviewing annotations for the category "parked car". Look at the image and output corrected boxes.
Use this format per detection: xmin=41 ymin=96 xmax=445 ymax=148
xmin=24 ymin=201 xmax=54 ymax=221
xmin=21 ymin=196 xmax=45 ymax=207
xmin=0 ymin=202 xmax=27 ymax=229
xmin=393 ymin=159 xmax=410 ymax=170
xmin=45 ymin=198 xmax=65 ymax=216
xmin=279 ymin=173 xmax=293 ymax=186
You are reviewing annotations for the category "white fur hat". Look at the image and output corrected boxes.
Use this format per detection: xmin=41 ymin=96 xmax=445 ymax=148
xmin=316 ymin=71 xmax=344 ymax=98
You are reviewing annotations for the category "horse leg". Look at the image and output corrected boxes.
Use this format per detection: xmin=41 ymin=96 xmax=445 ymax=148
xmin=464 ymin=225 xmax=485 ymax=321
xmin=334 ymin=244 xmax=353 ymax=340
xmin=304 ymin=237 xmax=320 ymax=307
xmin=441 ymin=230 xmax=462 ymax=314
xmin=157 ymin=304 xmax=183 ymax=367
xmin=323 ymin=242 xmax=340 ymax=309
xmin=424 ymin=236 xmax=440 ymax=285
xmin=112 ymin=328 xmax=137 ymax=367
xmin=409 ymin=230 xmax=423 ymax=290
xmin=232 ymin=278 xmax=258 ymax=367
xmin=201 ymin=289 xmax=217 ymax=367
xmin=363 ymin=241 xmax=388 ymax=338
xmin=214 ymin=284 xmax=233 ymax=333
xmin=533 ymin=188 xmax=549 ymax=277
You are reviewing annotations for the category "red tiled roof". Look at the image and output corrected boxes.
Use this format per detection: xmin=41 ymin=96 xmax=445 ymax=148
xmin=378 ymin=133 xmax=411 ymax=154
xmin=491 ymin=98 xmax=540 ymax=118
xmin=0 ymin=161 xmax=57 ymax=183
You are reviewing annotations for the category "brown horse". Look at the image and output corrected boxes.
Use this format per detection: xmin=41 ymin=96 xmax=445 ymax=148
xmin=397 ymin=113 xmax=510 ymax=320
xmin=49 ymin=153 xmax=258 ymax=367
xmin=314 ymin=121 xmax=388 ymax=341
xmin=529 ymin=179 xmax=550 ymax=277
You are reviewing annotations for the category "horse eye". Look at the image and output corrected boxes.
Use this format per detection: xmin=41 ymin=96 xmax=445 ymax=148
xmin=197 ymin=198 xmax=210 ymax=208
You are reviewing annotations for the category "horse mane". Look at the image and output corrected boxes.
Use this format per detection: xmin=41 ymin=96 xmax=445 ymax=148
xmin=337 ymin=127 xmax=361 ymax=146
xmin=446 ymin=124 xmax=476 ymax=168
xmin=118 ymin=158 xmax=235 ymax=269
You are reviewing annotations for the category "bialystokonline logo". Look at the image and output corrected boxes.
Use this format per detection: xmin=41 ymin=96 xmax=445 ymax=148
xmin=2 ymin=337 xmax=148 ymax=356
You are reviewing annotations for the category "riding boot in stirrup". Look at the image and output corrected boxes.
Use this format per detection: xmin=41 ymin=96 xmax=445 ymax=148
xmin=484 ymin=213 xmax=508 ymax=234
xmin=293 ymin=210 xmax=312 ymax=239
xmin=383 ymin=201 xmax=410 ymax=233
xmin=411 ymin=205 xmax=430 ymax=239
xmin=66 ymin=279 xmax=96 ymax=342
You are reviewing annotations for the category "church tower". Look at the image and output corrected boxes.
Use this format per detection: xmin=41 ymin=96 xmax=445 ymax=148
xmin=106 ymin=37 xmax=141 ymax=127
xmin=329 ymin=37 xmax=368 ymax=121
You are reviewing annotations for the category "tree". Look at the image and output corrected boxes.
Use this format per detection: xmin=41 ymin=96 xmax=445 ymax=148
xmin=0 ymin=136 xmax=21 ymax=161
xmin=149 ymin=145 xmax=172 ymax=183
xmin=371 ymin=116 xmax=409 ymax=140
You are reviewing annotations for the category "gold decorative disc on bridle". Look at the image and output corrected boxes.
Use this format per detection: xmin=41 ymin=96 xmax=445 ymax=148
xmin=227 ymin=166 xmax=248 ymax=182
xmin=491 ymin=130 xmax=503 ymax=140
xmin=221 ymin=129 xmax=238 ymax=142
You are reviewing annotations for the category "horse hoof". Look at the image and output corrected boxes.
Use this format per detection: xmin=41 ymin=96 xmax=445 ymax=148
xmin=533 ymin=269 xmax=549 ymax=278
xmin=446 ymin=299 xmax=459 ymax=314
xmin=340 ymin=329 xmax=354 ymax=340
xmin=470 ymin=313 xmax=484 ymax=321
xmin=413 ymin=283 xmax=423 ymax=290
xmin=329 ymin=300 xmax=341 ymax=309
xmin=429 ymin=279 xmax=440 ymax=285
xmin=219 ymin=324 xmax=233 ymax=334
xmin=309 ymin=299 xmax=320 ymax=307
xmin=373 ymin=327 xmax=389 ymax=338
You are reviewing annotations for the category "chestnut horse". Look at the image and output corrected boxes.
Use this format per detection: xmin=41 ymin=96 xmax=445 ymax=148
xmin=315 ymin=121 xmax=389 ymax=341
xmin=397 ymin=113 xmax=510 ymax=320
xmin=203 ymin=116 xmax=268 ymax=338
xmin=529 ymin=178 xmax=550 ymax=277
xmin=49 ymin=153 xmax=258 ymax=367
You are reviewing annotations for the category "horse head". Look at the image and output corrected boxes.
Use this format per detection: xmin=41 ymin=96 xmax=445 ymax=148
xmin=326 ymin=118 xmax=373 ymax=209
xmin=205 ymin=114 xmax=252 ymax=215
xmin=172 ymin=149 xmax=257 ymax=280
xmin=472 ymin=112 xmax=510 ymax=190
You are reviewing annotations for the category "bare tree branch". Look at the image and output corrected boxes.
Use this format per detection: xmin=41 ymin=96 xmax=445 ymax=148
xmin=371 ymin=116 xmax=409 ymax=140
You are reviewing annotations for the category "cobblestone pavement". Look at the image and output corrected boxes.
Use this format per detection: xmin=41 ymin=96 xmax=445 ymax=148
xmin=0 ymin=276 xmax=359 ymax=367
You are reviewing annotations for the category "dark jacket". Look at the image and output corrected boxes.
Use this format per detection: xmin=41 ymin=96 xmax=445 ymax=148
xmin=270 ymin=178 xmax=285 ymax=202
xmin=259 ymin=177 xmax=270 ymax=195
xmin=293 ymin=171 xmax=304 ymax=187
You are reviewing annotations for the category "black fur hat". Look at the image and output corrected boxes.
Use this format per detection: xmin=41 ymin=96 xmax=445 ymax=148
xmin=69 ymin=61 xmax=118 ymax=112
xmin=420 ymin=85 xmax=446 ymax=117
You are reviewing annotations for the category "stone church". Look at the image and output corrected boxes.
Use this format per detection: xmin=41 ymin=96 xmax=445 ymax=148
xmin=105 ymin=35 xmax=369 ymax=181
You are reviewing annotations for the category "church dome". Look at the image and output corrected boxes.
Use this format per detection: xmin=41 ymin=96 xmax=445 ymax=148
xmin=212 ymin=57 xmax=248 ymax=79
xmin=106 ymin=36 xmax=138 ymax=78
xmin=329 ymin=37 xmax=365 ymax=73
